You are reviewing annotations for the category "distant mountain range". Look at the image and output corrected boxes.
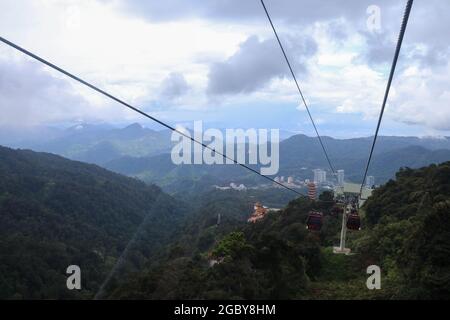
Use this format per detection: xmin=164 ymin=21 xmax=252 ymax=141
xmin=2 ymin=123 xmax=450 ymax=192
xmin=0 ymin=123 xmax=174 ymax=164
xmin=278 ymin=134 xmax=450 ymax=182
xmin=103 ymin=140 xmax=450 ymax=192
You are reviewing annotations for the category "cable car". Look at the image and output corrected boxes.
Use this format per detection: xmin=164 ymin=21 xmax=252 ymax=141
xmin=331 ymin=205 xmax=344 ymax=217
xmin=306 ymin=211 xmax=323 ymax=231
xmin=346 ymin=212 xmax=361 ymax=231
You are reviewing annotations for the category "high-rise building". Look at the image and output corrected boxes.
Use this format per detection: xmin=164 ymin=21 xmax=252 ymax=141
xmin=313 ymin=169 xmax=327 ymax=184
xmin=337 ymin=169 xmax=345 ymax=186
xmin=313 ymin=169 xmax=320 ymax=184
xmin=287 ymin=176 xmax=294 ymax=184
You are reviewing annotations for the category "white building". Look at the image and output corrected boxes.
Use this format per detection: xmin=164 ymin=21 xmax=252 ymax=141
xmin=229 ymin=182 xmax=247 ymax=191
xmin=337 ymin=169 xmax=345 ymax=186
xmin=287 ymin=176 xmax=294 ymax=184
xmin=313 ymin=169 xmax=327 ymax=184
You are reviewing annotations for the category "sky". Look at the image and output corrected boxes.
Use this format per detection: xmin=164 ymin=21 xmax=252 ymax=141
xmin=0 ymin=0 xmax=449 ymax=138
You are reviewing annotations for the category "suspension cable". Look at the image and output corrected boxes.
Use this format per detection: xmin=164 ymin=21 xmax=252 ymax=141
xmin=0 ymin=35 xmax=305 ymax=196
xmin=260 ymin=0 xmax=336 ymax=175
xmin=359 ymin=0 xmax=413 ymax=196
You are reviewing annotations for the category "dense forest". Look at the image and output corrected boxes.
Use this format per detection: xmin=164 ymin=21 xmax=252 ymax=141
xmin=0 ymin=146 xmax=189 ymax=299
xmin=110 ymin=162 xmax=450 ymax=299
xmin=0 ymin=146 xmax=288 ymax=299
xmin=355 ymin=162 xmax=450 ymax=299
xmin=1 ymin=144 xmax=449 ymax=299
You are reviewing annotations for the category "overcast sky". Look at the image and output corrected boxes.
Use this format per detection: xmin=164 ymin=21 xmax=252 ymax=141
xmin=0 ymin=0 xmax=449 ymax=138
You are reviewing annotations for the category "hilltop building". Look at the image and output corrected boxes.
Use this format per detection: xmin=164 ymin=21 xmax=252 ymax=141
xmin=247 ymin=202 xmax=281 ymax=223
xmin=248 ymin=202 xmax=268 ymax=223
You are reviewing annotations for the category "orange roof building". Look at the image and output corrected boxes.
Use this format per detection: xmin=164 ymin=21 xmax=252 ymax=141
xmin=308 ymin=182 xmax=317 ymax=200
xmin=248 ymin=202 xmax=268 ymax=223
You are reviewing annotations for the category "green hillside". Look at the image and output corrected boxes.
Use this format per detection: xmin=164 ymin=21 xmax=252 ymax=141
xmin=110 ymin=162 xmax=450 ymax=299
xmin=1 ymin=144 xmax=448 ymax=299
xmin=0 ymin=146 xmax=188 ymax=299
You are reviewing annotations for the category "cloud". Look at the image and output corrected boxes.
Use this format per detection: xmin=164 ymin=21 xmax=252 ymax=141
xmin=0 ymin=58 xmax=93 ymax=127
xmin=359 ymin=31 xmax=396 ymax=65
xmin=387 ymin=65 xmax=450 ymax=131
xmin=116 ymin=0 xmax=450 ymax=66
xmin=160 ymin=72 xmax=190 ymax=100
xmin=358 ymin=0 xmax=450 ymax=67
xmin=207 ymin=34 xmax=317 ymax=95
xmin=1 ymin=0 xmax=450 ymax=136
xmin=117 ymin=0 xmax=370 ymax=25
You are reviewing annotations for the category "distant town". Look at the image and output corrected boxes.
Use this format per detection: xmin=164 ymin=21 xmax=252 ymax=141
xmin=214 ymin=168 xmax=376 ymax=194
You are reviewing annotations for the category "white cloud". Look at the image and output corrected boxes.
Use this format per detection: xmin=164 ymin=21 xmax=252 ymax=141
xmin=0 ymin=57 xmax=87 ymax=126
xmin=387 ymin=64 xmax=450 ymax=130
xmin=0 ymin=0 xmax=449 ymax=136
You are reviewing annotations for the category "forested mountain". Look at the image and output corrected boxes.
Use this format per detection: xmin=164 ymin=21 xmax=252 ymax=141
xmin=354 ymin=161 xmax=450 ymax=299
xmin=104 ymin=153 xmax=262 ymax=193
xmin=110 ymin=162 xmax=450 ymax=299
xmin=281 ymin=134 xmax=450 ymax=163
xmin=109 ymin=191 xmax=337 ymax=299
xmin=0 ymin=123 xmax=174 ymax=165
xmin=1 ymin=143 xmax=448 ymax=299
xmin=103 ymin=144 xmax=450 ymax=194
xmin=0 ymin=146 xmax=189 ymax=299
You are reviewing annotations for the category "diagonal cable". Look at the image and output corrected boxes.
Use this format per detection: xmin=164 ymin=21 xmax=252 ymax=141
xmin=260 ymin=0 xmax=336 ymax=175
xmin=0 ymin=35 xmax=304 ymax=196
xmin=359 ymin=0 xmax=413 ymax=195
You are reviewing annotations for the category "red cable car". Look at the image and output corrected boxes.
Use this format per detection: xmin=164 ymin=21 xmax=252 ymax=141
xmin=306 ymin=211 xmax=323 ymax=231
xmin=346 ymin=212 xmax=361 ymax=231
xmin=331 ymin=205 xmax=344 ymax=216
